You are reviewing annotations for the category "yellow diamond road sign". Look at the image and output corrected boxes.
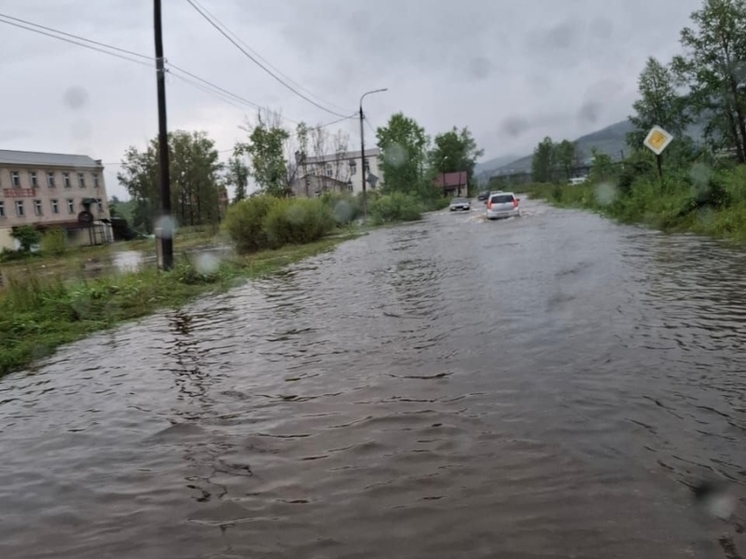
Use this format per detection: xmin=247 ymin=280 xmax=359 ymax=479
xmin=643 ymin=125 xmax=673 ymax=155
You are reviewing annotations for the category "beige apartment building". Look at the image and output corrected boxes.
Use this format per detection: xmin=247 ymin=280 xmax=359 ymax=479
xmin=0 ymin=149 xmax=111 ymax=251
xmin=292 ymin=148 xmax=383 ymax=197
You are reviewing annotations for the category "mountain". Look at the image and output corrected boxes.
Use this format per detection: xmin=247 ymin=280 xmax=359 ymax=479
xmin=487 ymin=120 xmax=635 ymax=177
xmin=484 ymin=118 xmax=708 ymax=179
xmin=474 ymin=154 xmax=520 ymax=177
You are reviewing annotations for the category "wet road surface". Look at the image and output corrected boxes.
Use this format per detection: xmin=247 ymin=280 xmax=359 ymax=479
xmin=2 ymin=198 xmax=746 ymax=558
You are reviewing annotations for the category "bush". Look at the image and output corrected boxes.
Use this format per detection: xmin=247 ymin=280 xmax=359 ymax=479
xmin=40 ymin=229 xmax=67 ymax=256
xmin=320 ymin=192 xmax=360 ymax=224
xmin=264 ymin=198 xmax=335 ymax=248
xmin=424 ymin=196 xmax=451 ymax=211
xmin=368 ymin=193 xmax=423 ymax=224
xmin=223 ymin=195 xmax=278 ymax=253
xmin=11 ymin=225 xmax=41 ymax=252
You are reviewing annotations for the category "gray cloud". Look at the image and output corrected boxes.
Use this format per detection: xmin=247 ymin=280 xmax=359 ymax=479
xmin=0 ymin=0 xmax=702 ymax=198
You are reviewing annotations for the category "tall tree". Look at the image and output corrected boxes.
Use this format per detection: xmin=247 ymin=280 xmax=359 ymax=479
xmin=429 ymin=126 xmax=484 ymax=184
xmin=627 ymin=57 xmax=691 ymax=150
xmin=672 ymin=0 xmax=746 ymax=162
xmin=117 ymin=130 xmax=222 ymax=232
xmin=554 ymin=139 xmax=577 ymax=180
xmin=376 ymin=112 xmax=428 ymax=195
xmin=225 ymin=155 xmax=250 ymax=203
xmin=531 ymin=137 xmax=556 ymax=183
xmin=236 ymin=110 xmax=290 ymax=197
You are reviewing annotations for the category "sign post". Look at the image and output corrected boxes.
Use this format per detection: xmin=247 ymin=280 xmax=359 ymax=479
xmin=643 ymin=125 xmax=674 ymax=188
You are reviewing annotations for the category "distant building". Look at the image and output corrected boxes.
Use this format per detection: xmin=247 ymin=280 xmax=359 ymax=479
xmin=433 ymin=171 xmax=468 ymax=197
xmin=0 ymin=149 xmax=111 ymax=251
xmin=294 ymin=148 xmax=383 ymax=197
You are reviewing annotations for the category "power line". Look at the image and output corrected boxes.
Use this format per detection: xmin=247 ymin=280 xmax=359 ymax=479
xmin=0 ymin=16 xmax=152 ymax=68
xmin=0 ymin=12 xmax=303 ymax=125
xmin=185 ymin=0 xmax=351 ymax=119
xmin=0 ymin=12 xmax=153 ymax=62
xmin=188 ymin=0 xmax=350 ymax=115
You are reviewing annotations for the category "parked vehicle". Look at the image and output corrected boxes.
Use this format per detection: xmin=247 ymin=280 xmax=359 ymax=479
xmin=486 ymin=192 xmax=520 ymax=219
xmin=568 ymin=177 xmax=588 ymax=185
xmin=449 ymin=197 xmax=471 ymax=211
xmin=477 ymin=191 xmax=490 ymax=202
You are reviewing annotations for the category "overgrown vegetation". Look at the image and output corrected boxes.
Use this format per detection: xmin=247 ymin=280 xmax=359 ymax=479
xmin=0 ymin=236 xmax=353 ymax=377
xmin=518 ymin=0 xmax=746 ymax=242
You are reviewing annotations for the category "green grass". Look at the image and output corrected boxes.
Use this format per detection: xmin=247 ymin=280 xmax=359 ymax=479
xmin=521 ymin=165 xmax=746 ymax=242
xmin=0 ymin=234 xmax=356 ymax=378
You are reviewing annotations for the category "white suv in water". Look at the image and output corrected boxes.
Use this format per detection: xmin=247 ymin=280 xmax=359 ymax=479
xmin=486 ymin=191 xmax=520 ymax=219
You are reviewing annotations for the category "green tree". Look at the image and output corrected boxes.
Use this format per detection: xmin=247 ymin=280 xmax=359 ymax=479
xmin=554 ymin=139 xmax=577 ymax=180
xmin=672 ymin=0 xmax=746 ymax=163
xmin=627 ymin=57 xmax=691 ymax=150
xmin=429 ymin=126 xmax=484 ymax=193
xmin=236 ymin=111 xmax=290 ymax=197
xmin=588 ymin=148 xmax=615 ymax=182
xmin=117 ymin=131 xmax=223 ymax=232
xmin=376 ymin=112 xmax=428 ymax=196
xmin=531 ymin=137 xmax=556 ymax=182
xmin=225 ymin=155 xmax=250 ymax=203
xmin=11 ymin=225 xmax=41 ymax=252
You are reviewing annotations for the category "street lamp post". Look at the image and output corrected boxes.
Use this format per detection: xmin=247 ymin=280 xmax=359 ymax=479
xmin=359 ymin=88 xmax=388 ymax=221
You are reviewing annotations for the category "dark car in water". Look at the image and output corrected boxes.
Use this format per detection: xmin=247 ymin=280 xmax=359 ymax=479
xmin=477 ymin=191 xmax=490 ymax=202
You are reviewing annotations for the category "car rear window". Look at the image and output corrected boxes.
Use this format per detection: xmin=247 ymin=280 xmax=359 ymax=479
xmin=490 ymin=195 xmax=514 ymax=203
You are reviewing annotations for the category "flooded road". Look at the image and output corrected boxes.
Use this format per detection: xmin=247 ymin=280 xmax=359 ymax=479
xmin=2 ymin=198 xmax=746 ymax=558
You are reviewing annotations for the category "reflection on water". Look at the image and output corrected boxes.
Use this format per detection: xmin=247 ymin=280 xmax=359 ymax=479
xmin=0 ymin=199 xmax=745 ymax=558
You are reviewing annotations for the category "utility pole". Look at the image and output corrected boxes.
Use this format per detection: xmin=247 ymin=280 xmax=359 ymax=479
xmin=359 ymin=103 xmax=366 ymax=220
xmin=359 ymin=89 xmax=388 ymax=222
xmin=154 ymin=0 xmax=173 ymax=270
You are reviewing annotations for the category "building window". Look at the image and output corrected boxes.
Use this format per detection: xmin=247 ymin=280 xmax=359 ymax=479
xmin=51 ymin=199 xmax=59 ymax=214
xmin=15 ymin=200 xmax=24 ymax=217
xmin=364 ymin=158 xmax=370 ymax=173
xmin=34 ymin=199 xmax=42 ymax=216
xmin=47 ymin=172 xmax=55 ymax=187
xmin=78 ymin=173 xmax=85 ymax=188
xmin=11 ymin=171 xmax=20 ymax=187
xmin=347 ymin=182 xmax=353 ymax=193
xmin=30 ymin=172 xmax=38 ymax=187
xmin=66 ymin=199 xmax=75 ymax=214
xmin=93 ymin=174 xmax=99 ymax=188
xmin=0 ymin=201 xmax=5 ymax=218
xmin=349 ymin=160 xmax=357 ymax=175
xmin=63 ymin=172 xmax=71 ymax=188
xmin=97 ymin=200 xmax=103 ymax=213
xmin=325 ymin=163 xmax=333 ymax=177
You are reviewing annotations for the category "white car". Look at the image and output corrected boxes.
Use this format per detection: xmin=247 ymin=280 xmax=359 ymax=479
xmin=449 ymin=197 xmax=471 ymax=211
xmin=486 ymin=192 xmax=520 ymax=219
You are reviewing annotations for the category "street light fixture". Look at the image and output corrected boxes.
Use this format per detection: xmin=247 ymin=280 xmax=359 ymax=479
xmin=359 ymin=88 xmax=388 ymax=221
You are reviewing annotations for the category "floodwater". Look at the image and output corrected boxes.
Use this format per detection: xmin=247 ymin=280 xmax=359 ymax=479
xmin=2 ymin=198 xmax=746 ymax=558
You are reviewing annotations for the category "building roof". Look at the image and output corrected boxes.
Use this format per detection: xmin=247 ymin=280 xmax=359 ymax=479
xmin=433 ymin=171 xmax=468 ymax=188
xmin=0 ymin=149 xmax=103 ymax=169
xmin=304 ymin=148 xmax=379 ymax=164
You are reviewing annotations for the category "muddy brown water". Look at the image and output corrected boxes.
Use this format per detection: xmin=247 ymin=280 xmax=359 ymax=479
xmin=2 ymin=199 xmax=746 ymax=558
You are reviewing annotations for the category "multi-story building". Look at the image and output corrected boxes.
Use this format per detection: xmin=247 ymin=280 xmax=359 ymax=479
xmin=292 ymin=148 xmax=383 ymax=197
xmin=0 ymin=149 xmax=111 ymax=251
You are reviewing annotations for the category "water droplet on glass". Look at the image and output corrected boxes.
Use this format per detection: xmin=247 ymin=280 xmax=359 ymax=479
xmin=595 ymin=182 xmax=617 ymax=206
xmin=195 ymin=252 xmax=220 ymax=275
xmin=384 ymin=143 xmax=408 ymax=167
xmin=689 ymin=162 xmax=711 ymax=190
xmin=155 ymin=216 xmax=178 ymax=239
xmin=63 ymin=86 xmax=89 ymax=110
xmin=333 ymin=200 xmax=354 ymax=223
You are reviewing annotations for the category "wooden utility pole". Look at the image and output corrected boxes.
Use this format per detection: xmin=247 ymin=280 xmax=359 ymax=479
xmin=154 ymin=0 xmax=173 ymax=270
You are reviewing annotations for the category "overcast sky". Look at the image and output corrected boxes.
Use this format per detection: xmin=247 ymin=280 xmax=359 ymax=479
xmin=0 ymin=0 xmax=702 ymax=199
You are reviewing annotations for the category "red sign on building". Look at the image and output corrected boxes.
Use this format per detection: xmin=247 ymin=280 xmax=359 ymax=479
xmin=3 ymin=188 xmax=36 ymax=198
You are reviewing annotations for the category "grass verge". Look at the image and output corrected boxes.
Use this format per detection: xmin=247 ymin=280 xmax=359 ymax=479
xmin=0 ymin=234 xmax=355 ymax=378
xmin=519 ymin=165 xmax=746 ymax=242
